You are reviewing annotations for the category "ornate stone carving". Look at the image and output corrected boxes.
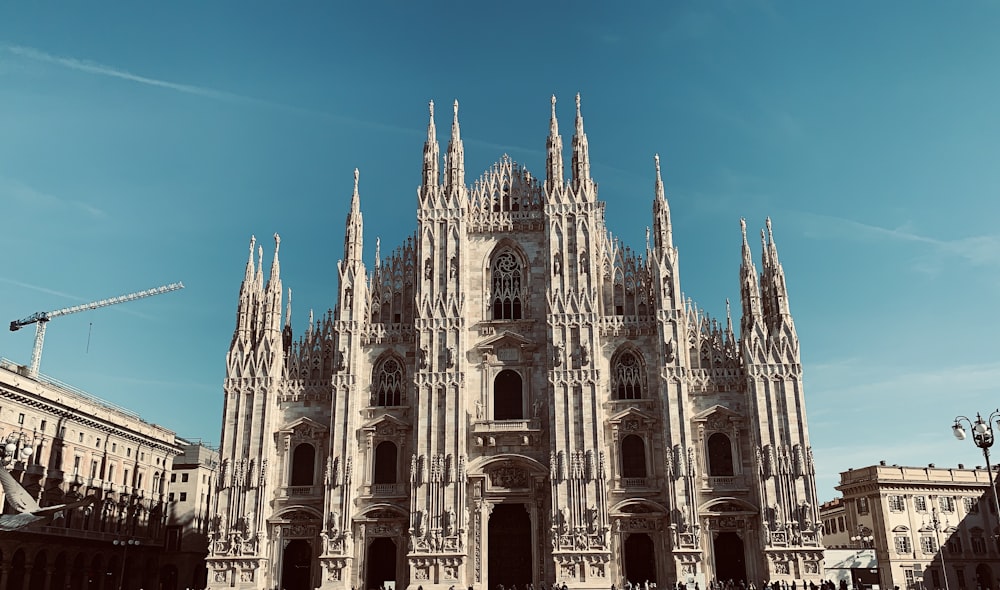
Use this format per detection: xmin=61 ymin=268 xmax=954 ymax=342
xmin=487 ymin=461 xmax=529 ymax=488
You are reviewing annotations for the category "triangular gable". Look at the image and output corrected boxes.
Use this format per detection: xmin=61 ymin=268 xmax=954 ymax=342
xmin=277 ymin=416 xmax=328 ymax=438
xmin=692 ymin=404 xmax=741 ymax=422
xmin=608 ymin=406 xmax=658 ymax=425
xmin=476 ymin=330 xmax=535 ymax=351
xmin=362 ymin=413 xmax=411 ymax=436
xmin=476 ymin=330 xmax=537 ymax=364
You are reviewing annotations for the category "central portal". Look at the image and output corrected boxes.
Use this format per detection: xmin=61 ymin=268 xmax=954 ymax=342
xmin=713 ymin=532 xmax=747 ymax=583
xmin=488 ymin=503 xmax=533 ymax=589
xmin=623 ymin=533 xmax=657 ymax=585
xmin=281 ymin=539 xmax=313 ymax=590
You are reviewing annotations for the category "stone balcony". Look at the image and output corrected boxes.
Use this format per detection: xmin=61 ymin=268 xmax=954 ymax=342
xmin=277 ymin=485 xmax=324 ymax=499
xmin=361 ymin=483 xmax=407 ymax=498
xmin=702 ymin=475 xmax=750 ymax=492
xmin=472 ymin=418 xmax=542 ymax=448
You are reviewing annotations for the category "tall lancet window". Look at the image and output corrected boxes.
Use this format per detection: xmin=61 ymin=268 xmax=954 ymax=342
xmin=491 ymin=251 xmax=523 ymax=320
xmin=613 ymin=350 xmax=643 ymax=400
xmin=373 ymin=357 xmax=404 ymax=406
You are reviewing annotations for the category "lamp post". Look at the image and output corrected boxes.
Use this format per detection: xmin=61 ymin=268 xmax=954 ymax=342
xmin=850 ymin=525 xmax=874 ymax=549
xmin=930 ymin=508 xmax=950 ymax=590
xmin=113 ymin=538 xmax=139 ymax=590
xmin=1 ymin=430 xmax=35 ymax=468
xmin=952 ymin=411 xmax=1000 ymax=535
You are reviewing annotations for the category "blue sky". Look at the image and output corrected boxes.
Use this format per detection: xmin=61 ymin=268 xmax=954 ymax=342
xmin=2 ymin=2 xmax=999 ymax=501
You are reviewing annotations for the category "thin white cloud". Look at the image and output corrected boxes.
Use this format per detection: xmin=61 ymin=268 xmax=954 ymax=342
xmin=2 ymin=176 xmax=107 ymax=219
xmin=3 ymin=44 xmax=424 ymax=137
xmin=6 ymin=44 xmax=274 ymax=106
xmin=0 ymin=277 xmax=81 ymax=300
xmin=793 ymin=211 xmax=1000 ymax=268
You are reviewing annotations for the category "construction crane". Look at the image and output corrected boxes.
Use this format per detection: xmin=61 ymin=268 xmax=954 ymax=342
xmin=9 ymin=282 xmax=184 ymax=378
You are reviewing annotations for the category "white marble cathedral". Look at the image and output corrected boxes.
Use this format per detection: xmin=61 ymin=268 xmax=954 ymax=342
xmin=207 ymin=96 xmax=825 ymax=590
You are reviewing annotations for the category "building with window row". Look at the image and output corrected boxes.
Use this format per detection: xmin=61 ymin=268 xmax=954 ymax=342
xmin=0 ymin=358 xmax=214 ymax=590
xmin=208 ymin=96 xmax=824 ymax=590
xmin=823 ymin=462 xmax=999 ymax=590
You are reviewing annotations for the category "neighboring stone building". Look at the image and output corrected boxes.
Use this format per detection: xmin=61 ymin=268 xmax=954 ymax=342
xmin=832 ymin=462 xmax=1000 ymax=590
xmin=208 ymin=96 xmax=825 ymax=590
xmin=0 ymin=357 xmax=182 ymax=589
xmin=161 ymin=440 xmax=220 ymax=589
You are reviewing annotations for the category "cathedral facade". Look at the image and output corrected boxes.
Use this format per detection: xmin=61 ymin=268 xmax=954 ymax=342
xmin=206 ymin=96 xmax=824 ymax=590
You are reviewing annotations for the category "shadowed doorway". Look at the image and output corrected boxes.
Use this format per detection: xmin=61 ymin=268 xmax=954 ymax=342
xmin=281 ymin=539 xmax=313 ymax=590
xmin=366 ymin=538 xmax=397 ymax=590
xmin=713 ymin=532 xmax=747 ymax=583
xmin=488 ymin=503 xmax=533 ymax=589
xmin=624 ymin=533 xmax=657 ymax=585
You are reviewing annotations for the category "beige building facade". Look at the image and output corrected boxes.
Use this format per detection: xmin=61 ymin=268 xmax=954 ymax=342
xmin=208 ymin=96 xmax=825 ymax=590
xmin=831 ymin=463 xmax=999 ymax=590
xmin=0 ymin=357 xmax=186 ymax=589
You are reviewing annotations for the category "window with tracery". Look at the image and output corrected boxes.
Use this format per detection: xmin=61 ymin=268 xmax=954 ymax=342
xmin=613 ymin=351 xmax=643 ymax=400
xmin=373 ymin=357 xmax=404 ymax=406
xmin=491 ymin=251 xmax=523 ymax=320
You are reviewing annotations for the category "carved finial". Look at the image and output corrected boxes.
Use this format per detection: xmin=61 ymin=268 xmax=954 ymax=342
xmin=274 ymin=233 xmax=280 ymax=254
xmin=551 ymin=94 xmax=557 ymax=116
xmin=766 ymin=216 xmax=774 ymax=242
xmin=249 ymin=235 xmax=256 ymax=255
xmin=353 ymin=168 xmax=360 ymax=194
xmin=655 ymin=153 xmax=661 ymax=176
xmin=645 ymin=226 xmax=651 ymax=251
xmin=453 ymin=99 xmax=459 ymax=120
xmin=375 ymin=237 xmax=381 ymax=268
xmin=429 ymin=99 xmax=434 ymax=118
xmin=285 ymin=288 xmax=292 ymax=328
xmin=575 ymin=92 xmax=581 ymax=116
xmin=740 ymin=218 xmax=747 ymax=239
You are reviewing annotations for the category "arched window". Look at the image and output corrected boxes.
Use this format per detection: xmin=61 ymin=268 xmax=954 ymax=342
xmin=613 ymin=351 xmax=643 ymax=400
xmin=290 ymin=443 xmax=315 ymax=486
xmin=373 ymin=441 xmax=398 ymax=484
xmin=621 ymin=435 xmax=647 ymax=478
xmin=491 ymin=251 xmax=523 ymax=320
xmin=707 ymin=433 xmax=734 ymax=476
xmin=493 ymin=370 xmax=523 ymax=420
xmin=373 ymin=357 xmax=404 ymax=406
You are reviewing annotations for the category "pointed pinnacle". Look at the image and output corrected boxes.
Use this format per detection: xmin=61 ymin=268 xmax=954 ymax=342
xmin=766 ymin=216 xmax=774 ymax=243
xmin=274 ymin=232 xmax=280 ymax=254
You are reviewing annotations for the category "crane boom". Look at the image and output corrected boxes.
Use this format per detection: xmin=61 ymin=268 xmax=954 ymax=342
xmin=9 ymin=281 xmax=184 ymax=377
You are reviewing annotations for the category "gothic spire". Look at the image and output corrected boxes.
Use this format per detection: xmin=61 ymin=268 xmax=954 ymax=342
xmin=422 ymin=100 xmax=440 ymax=189
xmin=571 ymin=93 xmax=592 ymax=194
xmin=343 ymin=168 xmax=364 ymax=264
xmin=232 ymin=234 xmax=258 ymax=346
xmin=265 ymin=233 xmax=281 ymax=296
xmin=546 ymin=94 xmax=564 ymax=195
xmin=739 ymin=218 xmax=763 ymax=334
xmin=652 ymin=154 xmax=673 ymax=253
xmin=264 ymin=233 xmax=283 ymax=323
xmin=445 ymin=99 xmax=465 ymax=194
xmin=762 ymin=217 xmax=794 ymax=323
xmin=285 ymin=287 xmax=292 ymax=330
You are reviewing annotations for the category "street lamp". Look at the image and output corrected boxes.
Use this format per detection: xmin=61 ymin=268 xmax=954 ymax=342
xmin=929 ymin=508 xmax=950 ymax=590
xmin=952 ymin=411 xmax=1000 ymax=531
xmin=1 ymin=430 xmax=34 ymax=468
xmin=851 ymin=525 xmax=874 ymax=549
xmin=113 ymin=538 xmax=140 ymax=590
